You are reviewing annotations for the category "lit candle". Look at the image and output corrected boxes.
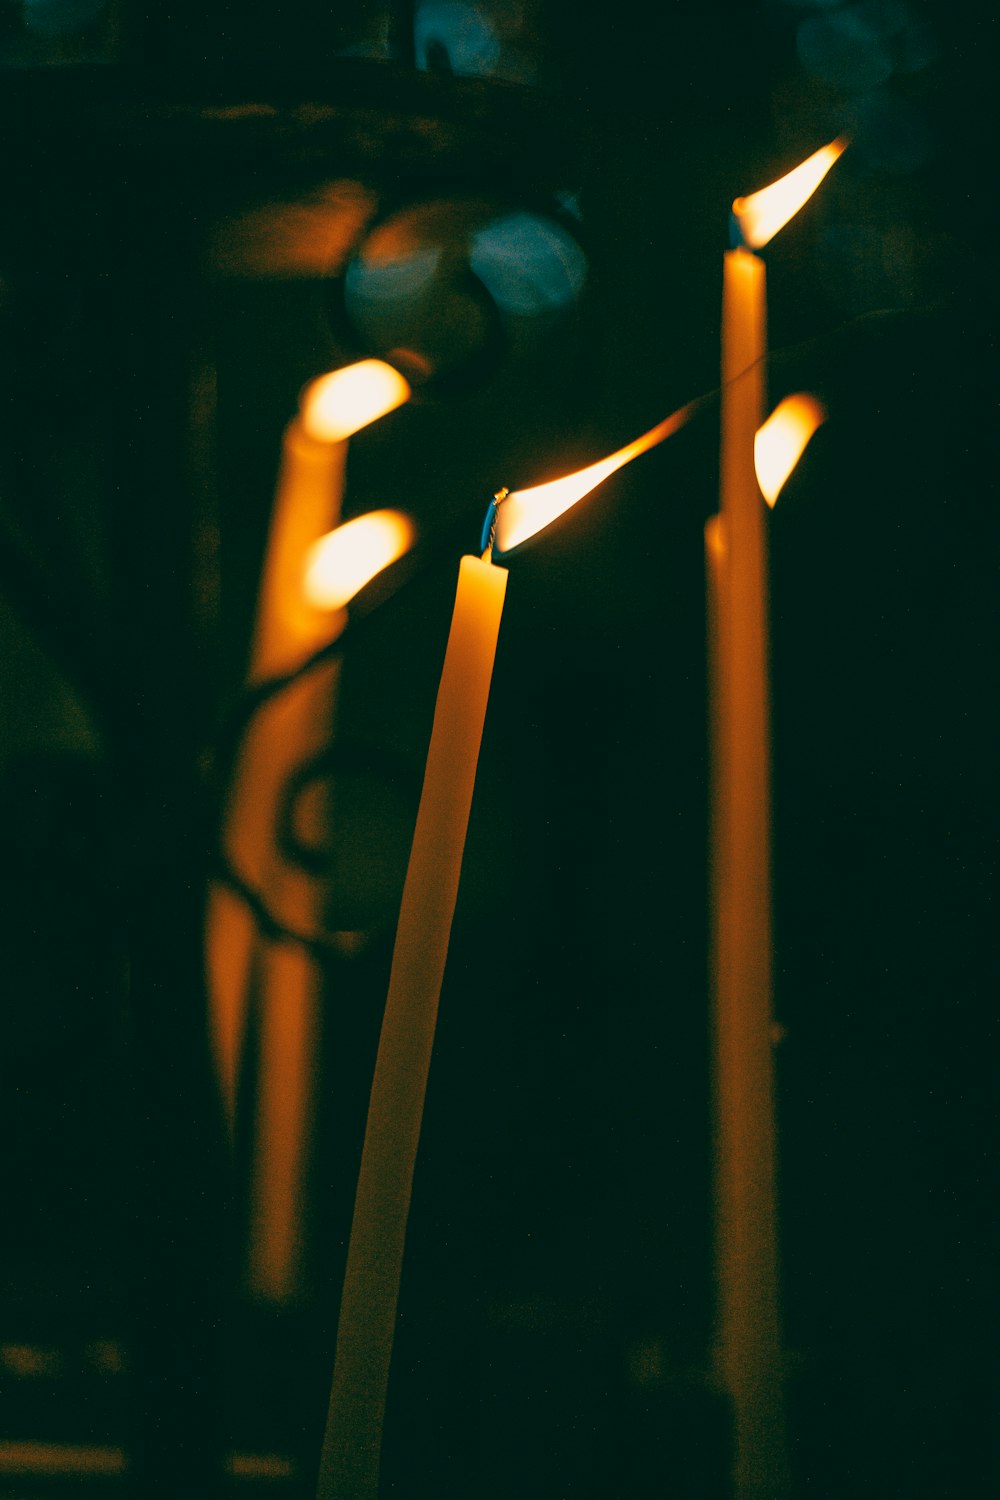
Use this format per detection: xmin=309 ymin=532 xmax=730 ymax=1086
xmin=709 ymin=140 xmax=843 ymax=1500
xmin=316 ymin=404 xmax=696 ymax=1500
xmin=205 ymin=359 xmax=409 ymax=1302
xmin=243 ymin=508 xmax=415 ymax=1304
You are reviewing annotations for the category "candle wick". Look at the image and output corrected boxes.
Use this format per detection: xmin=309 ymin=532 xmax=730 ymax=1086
xmin=729 ymin=207 xmax=749 ymax=251
xmin=480 ymin=487 xmax=509 ymax=563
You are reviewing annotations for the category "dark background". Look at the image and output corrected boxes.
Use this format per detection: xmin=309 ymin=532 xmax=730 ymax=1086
xmin=0 ymin=2 xmax=993 ymax=1495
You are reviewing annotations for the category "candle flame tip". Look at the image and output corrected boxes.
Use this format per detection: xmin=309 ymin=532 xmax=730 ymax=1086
xmin=755 ymin=393 xmax=827 ymax=506
xmin=299 ymin=359 xmax=411 ymax=442
xmin=303 ymin=509 xmax=416 ymax=610
xmin=492 ymin=402 xmax=697 ymax=556
xmin=734 ymin=137 xmax=846 ymax=250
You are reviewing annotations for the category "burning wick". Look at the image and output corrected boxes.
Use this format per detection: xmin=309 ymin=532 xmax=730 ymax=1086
xmin=480 ymin=487 xmax=509 ymax=561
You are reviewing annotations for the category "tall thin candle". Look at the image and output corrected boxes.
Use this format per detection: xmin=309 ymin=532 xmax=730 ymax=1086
xmin=316 ymin=549 xmax=507 ymax=1499
xmin=708 ymin=141 xmax=844 ymax=1500
xmin=715 ymin=231 xmax=785 ymax=1500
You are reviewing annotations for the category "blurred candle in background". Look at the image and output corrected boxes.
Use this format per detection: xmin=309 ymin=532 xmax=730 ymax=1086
xmin=709 ymin=137 xmax=843 ymax=1500
xmin=244 ymin=507 xmax=414 ymax=1305
xmin=205 ymin=359 xmax=409 ymax=1303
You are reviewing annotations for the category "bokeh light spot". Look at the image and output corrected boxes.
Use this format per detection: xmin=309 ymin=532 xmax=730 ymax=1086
xmin=470 ymin=213 xmax=587 ymax=317
xmin=797 ymin=9 xmax=895 ymax=91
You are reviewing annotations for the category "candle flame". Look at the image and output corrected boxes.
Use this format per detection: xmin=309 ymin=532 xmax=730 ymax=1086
xmin=299 ymin=360 xmax=411 ymax=442
xmin=754 ymin=394 xmax=826 ymax=506
xmin=734 ymin=139 xmax=847 ymax=250
xmin=493 ymin=402 xmax=696 ymax=556
xmin=303 ymin=510 xmax=416 ymax=609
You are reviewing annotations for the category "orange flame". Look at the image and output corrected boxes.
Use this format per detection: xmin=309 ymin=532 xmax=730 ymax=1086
xmin=734 ymin=139 xmax=847 ymax=250
xmin=303 ymin=510 xmax=416 ymax=610
xmin=299 ymin=359 xmax=410 ymax=442
xmin=493 ymin=402 xmax=696 ymax=555
xmin=754 ymin=394 xmax=826 ymax=506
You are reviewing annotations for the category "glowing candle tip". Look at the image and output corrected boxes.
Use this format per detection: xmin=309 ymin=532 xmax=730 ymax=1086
xmin=303 ymin=509 xmax=416 ymax=610
xmin=754 ymin=394 xmax=827 ymax=506
xmin=492 ymin=398 xmax=699 ymax=557
xmin=299 ymin=359 xmax=411 ymax=442
xmin=733 ymin=137 xmax=847 ymax=250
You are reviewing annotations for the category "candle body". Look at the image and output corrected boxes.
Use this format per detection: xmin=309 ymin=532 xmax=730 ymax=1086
xmin=316 ymin=554 xmax=508 ymax=1500
xmin=241 ymin=653 xmax=342 ymax=1300
xmin=207 ymin=420 xmax=346 ymax=1299
xmin=247 ymin=922 xmax=323 ymax=1299
xmin=710 ymin=247 xmax=788 ymax=1498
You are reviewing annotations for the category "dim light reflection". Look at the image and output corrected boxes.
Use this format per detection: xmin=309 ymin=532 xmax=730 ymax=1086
xmin=734 ymin=138 xmax=847 ymax=249
xmin=415 ymin=1 xmax=501 ymax=77
xmin=754 ymin=394 xmax=827 ymax=506
xmin=299 ymin=360 xmax=410 ymax=442
xmin=303 ymin=510 xmax=416 ymax=610
xmin=493 ymin=402 xmax=695 ymax=556
xmin=470 ymin=212 xmax=587 ymax=316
